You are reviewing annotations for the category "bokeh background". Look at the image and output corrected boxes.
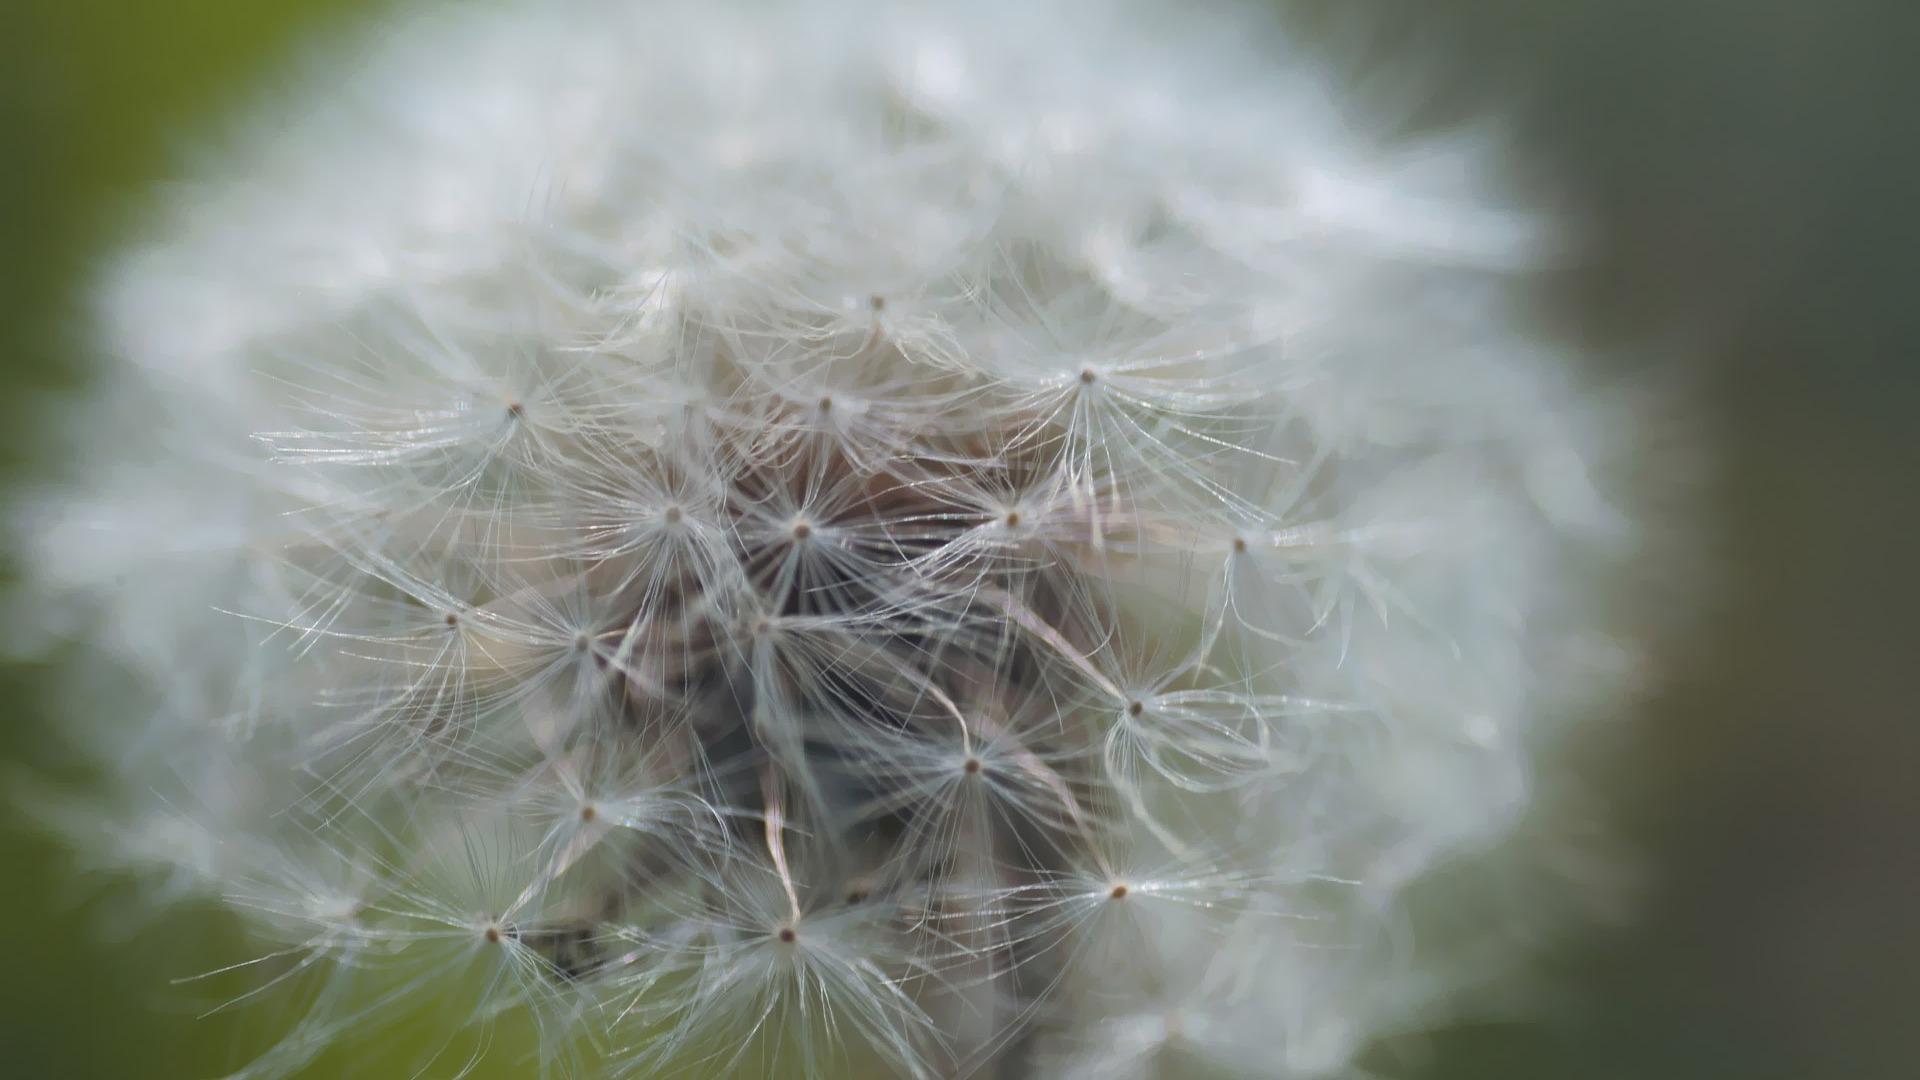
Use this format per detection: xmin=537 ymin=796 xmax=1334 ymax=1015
xmin=1 ymin=1 xmax=1914 ymax=1077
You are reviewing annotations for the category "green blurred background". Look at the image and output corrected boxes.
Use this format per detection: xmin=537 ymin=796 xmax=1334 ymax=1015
xmin=2 ymin=1 xmax=1915 ymax=1077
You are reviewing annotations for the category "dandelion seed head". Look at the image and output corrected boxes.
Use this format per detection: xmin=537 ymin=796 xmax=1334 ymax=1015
xmin=6 ymin=0 xmax=1671 ymax=1076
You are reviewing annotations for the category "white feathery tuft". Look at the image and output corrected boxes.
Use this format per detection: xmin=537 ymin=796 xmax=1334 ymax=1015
xmin=6 ymin=0 xmax=1668 ymax=1077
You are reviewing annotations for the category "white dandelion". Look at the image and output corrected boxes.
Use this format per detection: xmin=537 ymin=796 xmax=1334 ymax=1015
xmin=6 ymin=0 xmax=1669 ymax=1077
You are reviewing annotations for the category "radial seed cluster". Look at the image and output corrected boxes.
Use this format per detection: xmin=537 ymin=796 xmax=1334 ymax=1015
xmin=8 ymin=1 xmax=1652 ymax=1078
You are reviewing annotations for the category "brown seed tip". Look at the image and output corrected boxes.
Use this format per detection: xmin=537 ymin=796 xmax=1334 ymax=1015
xmin=791 ymin=521 xmax=812 ymax=541
xmin=1231 ymin=536 xmax=1248 ymax=553
xmin=1127 ymin=700 xmax=1144 ymax=717
xmin=1109 ymin=883 xmax=1129 ymax=900
xmin=777 ymin=926 xmax=797 ymax=943
xmin=962 ymin=756 xmax=983 ymax=775
xmin=1079 ymin=367 xmax=1098 ymax=385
